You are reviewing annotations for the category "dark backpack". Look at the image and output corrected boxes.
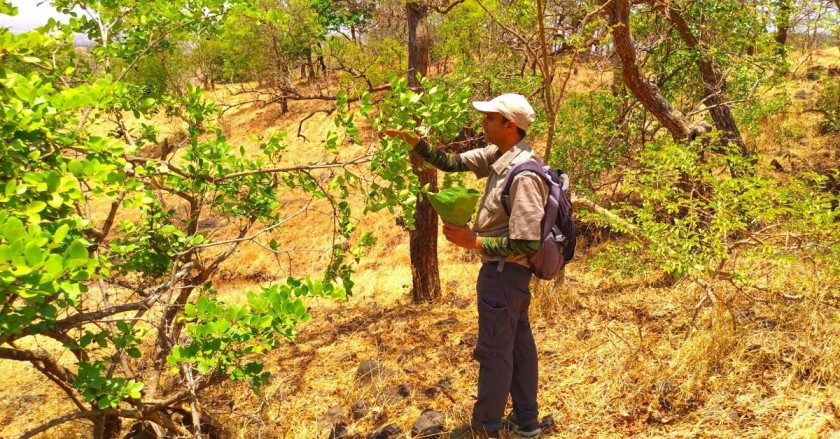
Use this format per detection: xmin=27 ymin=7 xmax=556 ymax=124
xmin=500 ymin=160 xmax=576 ymax=279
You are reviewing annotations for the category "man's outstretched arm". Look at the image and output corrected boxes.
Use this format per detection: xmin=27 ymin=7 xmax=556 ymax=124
xmin=384 ymin=130 xmax=468 ymax=172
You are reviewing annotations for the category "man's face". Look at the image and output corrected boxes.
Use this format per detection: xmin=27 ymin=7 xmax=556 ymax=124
xmin=481 ymin=112 xmax=512 ymax=145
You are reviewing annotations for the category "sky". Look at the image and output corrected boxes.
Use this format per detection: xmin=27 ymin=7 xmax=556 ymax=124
xmin=0 ymin=0 xmax=74 ymax=33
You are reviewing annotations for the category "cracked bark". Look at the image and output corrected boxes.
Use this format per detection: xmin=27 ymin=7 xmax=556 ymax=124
xmin=407 ymin=2 xmax=441 ymax=303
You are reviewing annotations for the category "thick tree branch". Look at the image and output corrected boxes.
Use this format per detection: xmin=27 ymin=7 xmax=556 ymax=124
xmin=0 ymin=347 xmax=77 ymax=385
xmin=601 ymin=0 xmax=705 ymax=141
xmin=1 ymin=344 xmax=86 ymax=411
xmin=20 ymin=409 xmax=138 ymax=439
xmin=19 ymin=406 xmax=191 ymax=439
xmin=651 ymin=1 xmax=748 ymax=155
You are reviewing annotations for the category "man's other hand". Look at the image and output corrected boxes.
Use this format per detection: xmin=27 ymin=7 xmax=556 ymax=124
xmin=442 ymin=223 xmax=481 ymax=250
xmin=383 ymin=129 xmax=421 ymax=147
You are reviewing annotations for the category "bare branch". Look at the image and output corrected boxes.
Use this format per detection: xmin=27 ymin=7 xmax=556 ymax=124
xmin=298 ymin=108 xmax=336 ymax=141
xmin=475 ymin=0 xmax=539 ymax=62
xmin=20 ymin=409 xmax=141 ymax=439
xmin=191 ymin=202 xmax=311 ymax=251
xmin=182 ymin=365 xmax=203 ymax=438
xmin=4 ymin=263 xmax=194 ymax=344
xmin=127 ymin=155 xmax=373 ymax=184
xmin=571 ymin=195 xmax=638 ymax=233
xmin=201 ymin=218 xmax=256 ymax=278
xmin=691 ymin=278 xmax=717 ymax=329
xmin=88 ymin=192 xmax=127 ymax=244
xmin=431 ymin=0 xmax=466 ymax=15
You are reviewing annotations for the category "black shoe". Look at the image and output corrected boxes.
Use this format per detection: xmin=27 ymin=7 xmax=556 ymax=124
xmin=449 ymin=426 xmax=500 ymax=439
xmin=503 ymin=413 xmax=542 ymax=438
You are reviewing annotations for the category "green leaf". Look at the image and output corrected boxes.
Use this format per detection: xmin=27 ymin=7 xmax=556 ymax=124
xmin=67 ymin=240 xmax=88 ymax=260
xmin=24 ymin=241 xmax=44 ymax=265
xmin=197 ymin=361 xmax=212 ymax=374
xmin=45 ymin=254 xmax=63 ymax=275
xmin=53 ymin=224 xmax=69 ymax=243
xmin=128 ymin=381 xmax=144 ymax=399
xmin=48 ymin=193 xmax=64 ymax=209
xmin=2 ymin=216 xmax=24 ymax=237
xmin=0 ymin=1 xmax=18 ymax=15
xmin=41 ymin=304 xmax=57 ymax=319
xmin=97 ymin=396 xmax=115 ymax=409
xmin=5 ymin=179 xmax=17 ymax=197
xmin=68 ymin=160 xmax=84 ymax=176
xmin=46 ymin=173 xmax=61 ymax=193
xmin=26 ymin=201 xmax=47 ymax=214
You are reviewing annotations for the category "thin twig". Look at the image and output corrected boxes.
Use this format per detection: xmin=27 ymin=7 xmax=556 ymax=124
xmin=190 ymin=202 xmax=310 ymax=251
xmin=20 ymin=409 xmax=142 ymax=439
xmin=690 ymin=278 xmax=716 ymax=329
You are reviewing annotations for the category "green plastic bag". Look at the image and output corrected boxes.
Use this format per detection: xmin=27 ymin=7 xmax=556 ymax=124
xmin=425 ymin=187 xmax=481 ymax=227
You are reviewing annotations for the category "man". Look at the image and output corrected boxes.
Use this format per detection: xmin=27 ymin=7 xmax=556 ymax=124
xmin=386 ymin=93 xmax=546 ymax=439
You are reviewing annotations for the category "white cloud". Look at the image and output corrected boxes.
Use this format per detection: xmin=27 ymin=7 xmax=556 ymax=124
xmin=0 ymin=0 xmax=76 ymax=32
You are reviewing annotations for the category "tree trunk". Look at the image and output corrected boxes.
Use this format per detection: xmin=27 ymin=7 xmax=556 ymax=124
xmin=775 ymin=0 xmax=792 ymax=58
xmin=407 ymin=2 xmax=441 ymax=303
xmin=536 ymin=0 xmax=557 ymax=161
xmin=318 ymin=54 xmax=327 ymax=75
xmin=610 ymin=52 xmax=625 ymax=98
xmin=93 ymin=413 xmax=121 ymax=439
xmin=834 ymin=0 xmax=840 ymax=49
xmin=661 ymin=5 xmax=749 ymax=156
xmin=307 ymin=50 xmax=316 ymax=79
xmin=601 ymin=0 xmax=701 ymax=142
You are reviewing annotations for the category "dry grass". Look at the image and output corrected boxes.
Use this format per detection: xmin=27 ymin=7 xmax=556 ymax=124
xmin=3 ymin=51 xmax=840 ymax=438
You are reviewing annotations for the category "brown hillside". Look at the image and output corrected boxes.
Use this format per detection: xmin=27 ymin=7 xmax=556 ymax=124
xmin=1 ymin=48 xmax=839 ymax=438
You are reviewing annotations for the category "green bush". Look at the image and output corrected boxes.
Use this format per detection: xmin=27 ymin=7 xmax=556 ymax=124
xmin=550 ymin=90 xmax=632 ymax=193
xmin=817 ymin=76 xmax=840 ymax=133
xmin=594 ymin=137 xmax=840 ymax=282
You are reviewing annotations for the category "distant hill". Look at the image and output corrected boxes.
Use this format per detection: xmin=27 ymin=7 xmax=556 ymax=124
xmin=74 ymin=33 xmax=94 ymax=47
xmin=1 ymin=23 xmax=93 ymax=47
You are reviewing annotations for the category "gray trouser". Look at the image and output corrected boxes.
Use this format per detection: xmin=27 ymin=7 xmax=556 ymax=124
xmin=471 ymin=262 xmax=539 ymax=432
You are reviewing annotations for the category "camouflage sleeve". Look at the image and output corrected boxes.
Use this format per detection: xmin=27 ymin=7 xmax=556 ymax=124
xmin=414 ymin=139 xmax=468 ymax=172
xmin=481 ymin=237 xmax=541 ymax=258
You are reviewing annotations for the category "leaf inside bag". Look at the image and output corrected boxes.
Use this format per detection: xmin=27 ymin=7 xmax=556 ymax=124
xmin=425 ymin=187 xmax=481 ymax=227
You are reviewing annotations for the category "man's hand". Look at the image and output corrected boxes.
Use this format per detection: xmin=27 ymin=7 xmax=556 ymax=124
xmin=383 ymin=129 xmax=421 ymax=147
xmin=442 ymin=223 xmax=481 ymax=250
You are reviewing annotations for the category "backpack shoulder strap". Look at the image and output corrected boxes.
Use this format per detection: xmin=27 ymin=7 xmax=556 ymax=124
xmin=500 ymin=160 xmax=551 ymax=217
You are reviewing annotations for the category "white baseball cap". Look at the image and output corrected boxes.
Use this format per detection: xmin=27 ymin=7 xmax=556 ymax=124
xmin=472 ymin=93 xmax=535 ymax=130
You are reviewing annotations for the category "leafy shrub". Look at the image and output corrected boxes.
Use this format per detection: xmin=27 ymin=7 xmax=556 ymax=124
xmin=817 ymin=76 xmax=840 ymax=133
xmin=595 ymin=136 xmax=840 ymax=282
xmin=550 ymin=90 xmax=632 ymax=193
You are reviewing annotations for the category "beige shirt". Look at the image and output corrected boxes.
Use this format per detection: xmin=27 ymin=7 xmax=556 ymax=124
xmin=458 ymin=139 xmax=548 ymax=267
